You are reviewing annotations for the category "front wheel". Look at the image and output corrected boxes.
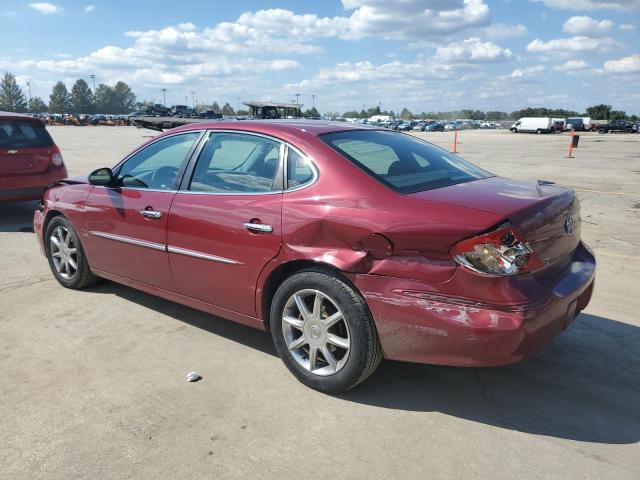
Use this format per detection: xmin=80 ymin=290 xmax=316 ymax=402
xmin=45 ymin=216 xmax=99 ymax=289
xmin=270 ymin=269 xmax=382 ymax=393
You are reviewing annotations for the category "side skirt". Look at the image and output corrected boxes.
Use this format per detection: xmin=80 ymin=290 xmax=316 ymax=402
xmin=91 ymin=268 xmax=266 ymax=331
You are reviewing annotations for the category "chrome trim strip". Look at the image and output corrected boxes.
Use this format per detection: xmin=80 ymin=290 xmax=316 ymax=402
xmin=89 ymin=231 xmax=166 ymax=251
xmin=167 ymin=245 xmax=243 ymax=265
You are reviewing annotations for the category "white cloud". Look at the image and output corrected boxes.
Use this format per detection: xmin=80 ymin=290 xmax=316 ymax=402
xmin=620 ymin=24 xmax=636 ymax=30
xmin=434 ymin=37 xmax=513 ymax=62
xmin=342 ymin=0 xmax=491 ymax=39
xmin=603 ymin=54 xmax=640 ymax=73
xmin=532 ymin=0 xmax=640 ymax=10
xmin=84 ymin=4 xmax=96 ymax=13
xmin=483 ymin=23 xmax=528 ymax=39
xmin=527 ymin=36 xmax=617 ymax=55
xmin=503 ymin=65 xmax=545 ymax=78
xmin=552 ymin=59 xmax=590 ymax=71
xmin=563 ymin=16 xmax=614 ymax=36
xmin=28 ymin=3 xmax=62 ymax=14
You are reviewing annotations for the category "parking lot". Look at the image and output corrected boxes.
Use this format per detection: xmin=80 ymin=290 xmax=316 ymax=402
xmin=1 ymin=126 xmax=639 ymax=479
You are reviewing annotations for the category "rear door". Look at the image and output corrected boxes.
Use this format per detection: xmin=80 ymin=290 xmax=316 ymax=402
xmin=0 ymin=119 xmax=53 ymax=175
xmin=82 ymin=131 xmax=202 ymax=289
xmin=166 ymin=131 xmax=284 ymax=316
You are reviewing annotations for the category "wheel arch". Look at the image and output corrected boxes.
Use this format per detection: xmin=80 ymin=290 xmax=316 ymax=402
xmin=259 ymin=259 xmax=361 ymax=331
xmin=42 ymin=210 xmax=64 ymax=251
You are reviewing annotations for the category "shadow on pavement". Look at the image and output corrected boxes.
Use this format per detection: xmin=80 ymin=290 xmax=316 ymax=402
xmin=0 ymin=200 xmax=38 ymax=232
xmin=84 ymin=280 xmax=640 ymax=445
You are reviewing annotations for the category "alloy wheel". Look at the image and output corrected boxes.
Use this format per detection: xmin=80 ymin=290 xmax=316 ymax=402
xmin=50 ymin=225 xmax=78 ymax=280
xmin=281 ymin=289 xmax=351 ymax=376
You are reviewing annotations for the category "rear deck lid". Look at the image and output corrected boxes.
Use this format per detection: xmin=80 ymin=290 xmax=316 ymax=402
xmin=410 ymin=177 xmax=581 ymax=269
xmin=0 ymin=118 xmax=54 ymax=175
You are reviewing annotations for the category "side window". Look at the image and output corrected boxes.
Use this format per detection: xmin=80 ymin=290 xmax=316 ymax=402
xmin=190 ymin=132 xmax=282 ymax=193
xmin=287 ymin=148 xmax=314 ymax=188
xmin=117 ymin=132 xmax=200 ymax=190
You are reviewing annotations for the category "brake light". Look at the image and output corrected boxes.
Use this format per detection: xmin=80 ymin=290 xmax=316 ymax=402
xmin=51 ymin=145 xmax=64 ymax=167
xmin=450 ymin=225 xmax=543 ymax=276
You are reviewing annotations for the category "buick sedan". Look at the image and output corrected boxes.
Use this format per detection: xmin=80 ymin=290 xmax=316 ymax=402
xmin=35 ymin=121 xmax=595 ymax=393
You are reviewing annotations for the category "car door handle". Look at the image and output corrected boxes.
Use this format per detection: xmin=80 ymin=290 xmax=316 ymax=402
xmin=243 ymin=222 xmax=273 ymax=233
xmin=140 ymin=209 xmax=162 ymax=219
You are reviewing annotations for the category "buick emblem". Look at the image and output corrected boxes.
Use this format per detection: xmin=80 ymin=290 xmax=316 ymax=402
xmin=564 ymin=215 xmax=574 ymax=236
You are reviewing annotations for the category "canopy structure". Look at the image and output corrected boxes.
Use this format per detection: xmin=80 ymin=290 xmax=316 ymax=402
xmin=243 ymin=101 xmax=303 ymax=119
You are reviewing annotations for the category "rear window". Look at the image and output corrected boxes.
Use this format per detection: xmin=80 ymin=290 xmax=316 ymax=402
xmin=0 ymin=120 xmax=53 ymax=149
xmin=320 ymin=130 xmax=493 ymax=194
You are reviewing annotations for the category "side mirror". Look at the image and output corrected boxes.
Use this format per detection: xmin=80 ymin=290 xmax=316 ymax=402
xmin=88 ymin=167 xmax=114 ymax=186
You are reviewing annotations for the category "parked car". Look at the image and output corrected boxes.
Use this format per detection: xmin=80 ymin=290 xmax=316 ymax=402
xmin=34 ymin=121 xmax=595 ymax=393
xmin=170 ymin=105 xmax=195 ymax=117
xmin=565 ymin=118 xmax=584 ymax=131
xmin=510 ymin=117 xmax=553 ymax=134
xmin=597 ymin=119 xmax=635 ymax=134
xmin=1 ymin=112 xmax=67 ymax=202
xmin=424 ymin=121 xmax=444 ymax=132
xmin=198 ymin=110 xmax=223 ymax=120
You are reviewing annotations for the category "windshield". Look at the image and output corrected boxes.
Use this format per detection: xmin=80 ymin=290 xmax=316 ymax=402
xmin=0 ymin=120 xmax=53 ymax=149
xmin=320 ymin=129 xmax=493 ymax=194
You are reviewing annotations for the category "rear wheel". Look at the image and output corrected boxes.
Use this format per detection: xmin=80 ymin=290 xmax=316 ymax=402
xmin=536 ymin=129 xmax=542 ymax=134
xmin=270 ymin=269 xmax=382 ymax=393
xmin=45 ymin=216 xmax=99 ymax=289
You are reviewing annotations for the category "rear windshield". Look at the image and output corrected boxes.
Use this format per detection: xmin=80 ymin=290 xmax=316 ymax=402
xmin=0 ymin=120 xmax=54 ymax=149
xmin=320 ymin=130 xmax=493 ymax=194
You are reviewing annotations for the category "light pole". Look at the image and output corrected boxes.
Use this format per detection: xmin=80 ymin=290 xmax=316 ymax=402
xmin=312 ymin=94 xmax=315 ymax=109
xmin=26 ymin=81 xmax=32 ymax=102
xmin=89 ymin=74 xmax=96 ymax=91
xmin=190 ymin=91 xmax=196 ymax=109
xmin=237 ymin=97 xmax=240 ymax=112
xmin=295 ymin=93 xmax=300 ymax=105
xmin=162 ymin=88 xmax=166 ymax=105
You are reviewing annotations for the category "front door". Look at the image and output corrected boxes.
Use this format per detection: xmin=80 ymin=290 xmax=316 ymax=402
xmin=82 ymin=131 xmax=201 ymax=289
xmin=167 ymin=131 xmax=283 ymax=316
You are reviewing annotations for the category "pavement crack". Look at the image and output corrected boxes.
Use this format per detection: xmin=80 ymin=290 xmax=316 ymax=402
xmin=475 ymin=368 xmax=520 ymax=432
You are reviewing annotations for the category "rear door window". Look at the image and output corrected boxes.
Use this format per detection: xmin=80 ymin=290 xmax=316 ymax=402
xmin=0 ymin=120 xmax=53 ymax=149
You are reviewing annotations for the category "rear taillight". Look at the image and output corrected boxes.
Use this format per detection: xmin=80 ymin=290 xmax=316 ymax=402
xmin=51 ymin=145 xmax=64 ymax=167
xmin=450 ymin=225 xmax=543 ymax=276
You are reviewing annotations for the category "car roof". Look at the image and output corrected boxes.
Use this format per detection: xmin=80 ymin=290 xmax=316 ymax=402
xmin=169 ymin=119 xmax=381 ymax=142
xmin=0 ymin=111 xmax=45 ymax=123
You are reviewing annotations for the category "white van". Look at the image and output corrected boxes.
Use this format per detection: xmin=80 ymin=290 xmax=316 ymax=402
xmin=510 ymin=117 xmax=552 ymax=134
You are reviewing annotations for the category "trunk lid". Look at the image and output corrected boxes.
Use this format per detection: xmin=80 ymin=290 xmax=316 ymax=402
xmin=409 ymin=177 xmax=581 ymax=270
xmin=0 ymin=147 xmax=52 ymax=175
xmin=0 ymin=118 xmax=54 ymax=175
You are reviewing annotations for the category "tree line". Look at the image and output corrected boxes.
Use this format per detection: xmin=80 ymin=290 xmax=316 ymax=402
xmin=0 ymin=72 xmax=136 ymax=114
xmin=335 ymin=105 xmax=638 ymax=122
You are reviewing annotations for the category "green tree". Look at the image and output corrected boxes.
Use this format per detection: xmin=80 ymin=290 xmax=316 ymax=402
xmin=221 ymin=102 xmax=235 ymax=116
xmin=0 ymin=72 xmax=28 ymax=112
xmin=49 ymin=81 xmax=71 ymax=113
xmin=211 ymin=101 xmax=221 ymax=113
xmin=585 ymin=104 xmax=612 ymax=120
xmin=28 ymin=97 xmax=48 ymax=113
xmin=94 ymin=84 xmax=116 ymax=113
xmin=70 ymin=79 xmax=94 ymax=113
xmin=609 ymin=110 xmax=626 ymax=120
xmin=303 ymin=107 xmax=320 ymax=118
xmin=485 ymin=111 xmax=509 ymax=121
xmin=113 ymin=81 xmax=136 ymax=113
xmin=399 ymin=107 xmax=413 ymax=119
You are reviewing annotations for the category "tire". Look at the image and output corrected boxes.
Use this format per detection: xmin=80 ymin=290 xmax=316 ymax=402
xmin=510 ymin=128 xmax=517 ymax=133
xmin=270 ymin=269 xmax=383 ymax=393
xmin=45 ymin=216 xmax=100 ymax=289
xmin=536 ymin=129 xmax=542 ymax=134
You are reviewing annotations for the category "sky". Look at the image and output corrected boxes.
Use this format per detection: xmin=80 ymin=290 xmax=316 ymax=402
xmin=1 ymin=0 xmax=639 ymax=114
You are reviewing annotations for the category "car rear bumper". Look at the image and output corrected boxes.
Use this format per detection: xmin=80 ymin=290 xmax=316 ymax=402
xmin=0 ymin=168 xmax=67 ymax=202
xmin=354 ymin=242 xmax=595 ymax=367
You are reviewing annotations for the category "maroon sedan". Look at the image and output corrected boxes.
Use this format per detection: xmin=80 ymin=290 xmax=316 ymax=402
xmin=1 ymin=112 xmax=67 ymax=202
xmin=34 ymin=121 xmax=595 ymax=392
